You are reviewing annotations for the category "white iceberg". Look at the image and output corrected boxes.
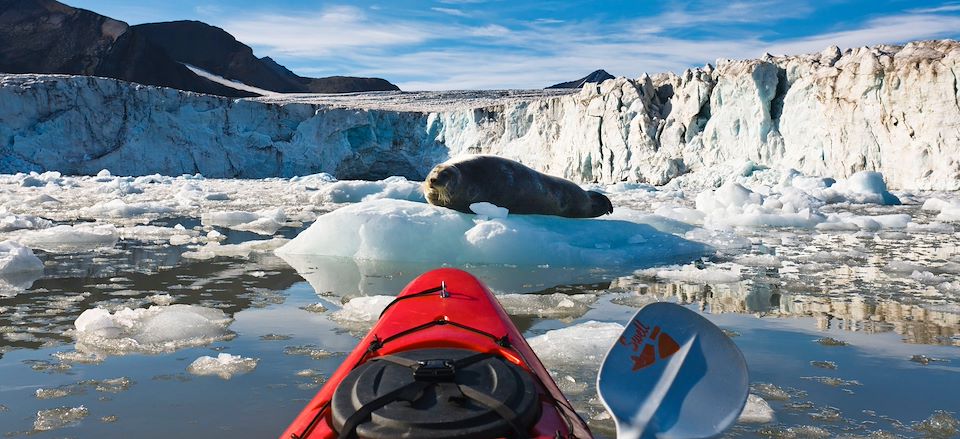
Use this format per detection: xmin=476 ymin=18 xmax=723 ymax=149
xmin=276 ymin=199 xmax=709 ymax=268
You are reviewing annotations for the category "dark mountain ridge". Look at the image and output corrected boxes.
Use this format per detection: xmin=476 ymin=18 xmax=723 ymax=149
xmin=0 ymin=0 xmax=400 ymax=96
xmin=0 ymin=0 xmax=250 ymax=96
xmin=546 ymin=69 xmax=616 ymax=89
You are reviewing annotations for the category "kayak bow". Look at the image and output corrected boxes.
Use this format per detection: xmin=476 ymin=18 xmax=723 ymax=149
xmin=282 ymin=268 xmax=592 ymax=439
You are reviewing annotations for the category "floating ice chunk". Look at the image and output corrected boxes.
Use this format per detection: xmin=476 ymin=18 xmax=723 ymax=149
xmin=0 ymin=240 xmax=43 ymax=275
xmin=276 ymin=199 xmax=708 ymax=267
xmin=913 ymin=410 xmax=960 ymax=437
xmin=817 ymin=213 xmax=911 ymax=231
xmin=920 ymin=198 xmax=960 ymax=222
xmin=825 ymin=171 xmax=900 ymax=205
xmin=34 ymin=405 xmax=88 ymax=432
xmin=15 ymin=224 xmax=118 ymax=252
xmin=527 ymin=321 xmax=624 ymax=369
xmin=734 ymin=254 xmax=782 ymax=267
xmin=470 ymin=202 xmax=508 ymax=219
xmin=695 ymin=182 xmax=824 ymax=228
xmin=201 ymin=208 xmax=286 ymax=235
xmin=0 ymin=212 xmax=52 ymax=232
xmin=96 ymin=169 xmax=112 ymax=178
xmin=73 ymin=304 xmax=233 ymax=355
xmin=290 ymin=172 xmax=337 ymax=188
xmin=638 ymin=263 xmax=743 ymax=283
xmin=738 ymin=394 xmax=774 ymax=423
xmin=182 ymin=238 xmax=288 ymax=260
xmin=187 ymin=353 xmax=258 ymax=379
xmin=496 ymin=293 xmax=596 ymax=318
xmin=329 ymin=296 xmax=395 ymax=325
xmin=118 ymin=225 xmax=198 ymax=243
xmin=80 ymin=199 xmax=172 ymax=218
xmin=907 ymin=221 xmax=956 ymax=234
xmin=312 ymin=176 xmax=424 ymax=204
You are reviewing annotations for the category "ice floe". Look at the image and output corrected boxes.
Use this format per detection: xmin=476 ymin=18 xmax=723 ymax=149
xmin=14 ymin=224 xmax=118 ymax=252
xmin=201 ymin=208 xmax=287 ymax=235
xmin=276 ymin=199 xmax=709 ymax=267
xmin=738 ymin=394 xmax=775 ymax=423
xmin=73 ymin=304 xmax=233 ymax=355
xmin=34 ymin=405 xmax=88 ymax=432
xmin=187 ymin=353 xmax=258 ymax=379
xmin=527 ymin=321 xmax=623 ymax=369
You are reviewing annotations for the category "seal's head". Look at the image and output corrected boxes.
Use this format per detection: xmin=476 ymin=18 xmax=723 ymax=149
xmin=588 ymin=191 xmax=614 ymax=217
xmin=423 ymin=163 xmax=463 ymax=207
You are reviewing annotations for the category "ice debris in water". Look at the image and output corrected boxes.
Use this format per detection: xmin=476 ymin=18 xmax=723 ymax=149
xmin=637 ymin=262 xmax=743 ymax=284
xmin=312 ymin=176 xmax=424 ymax=204
xmin=816 ymin=337 xmax=847 ymax=346
xmin=201 ymin=208 xmax=286 ymax=235
xmin=913 ymin=410 xmax=960 ymax=438
xmin=527 ymin=321 xmax=624 ymax=369
xmin=495 ymin=293 xmax=597 ymax=318
xmin=283 ymin=345 xmax=337 ymax=360
xmin=277 ymin=199 xmax=708 ymax=267
xmin=187 ymin=353 xmax=258 ymax=379
xmin=0 ymin=240 xmax=43 ymax=276
xmin=14 ymin=224 xmax=118 ymax=252
xmin=329 ymin=296 xmax=395 ymax=325
xmin=0 ymin=211 xmax=52 ymax=232
xmin=73 ymin=304 xmax=233 ymax=355
xmin=922 ymin=197 xmax=960 ymax=222
xmin=34 ymin=405 xmax=89 ymax=432
xmin=681 ymin=171 xmax=901 ymax=230
xmin=810 ymin=361 xmax=837 ymax=370
xmin=738 ymin=394 xmax=775 ymax=424
xmin=182 ymin=237 xmax=288 ymax=260
xmin=750 ymin=383 xmax=797 ymax=401
xmin=35 ymin=377 xmax=133 ymax=399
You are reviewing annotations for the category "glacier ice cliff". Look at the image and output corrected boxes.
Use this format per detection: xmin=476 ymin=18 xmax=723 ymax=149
xmin=1 ymin=40 xmax=958 ymax=190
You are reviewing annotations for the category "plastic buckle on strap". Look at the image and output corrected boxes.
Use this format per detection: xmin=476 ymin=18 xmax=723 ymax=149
xmin=414 ymin=359 xmax=456 ymax=380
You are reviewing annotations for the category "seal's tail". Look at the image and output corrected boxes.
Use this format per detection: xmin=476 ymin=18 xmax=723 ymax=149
xmin=588 ymin=191 xmax=614 ymax=216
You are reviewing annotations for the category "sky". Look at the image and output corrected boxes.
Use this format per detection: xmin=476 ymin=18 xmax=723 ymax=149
xmin=64 ymin=0 xmax=960 ymax=91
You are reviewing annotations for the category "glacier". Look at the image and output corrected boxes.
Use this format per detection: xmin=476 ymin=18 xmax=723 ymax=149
xmin=1 ymin=40 xmax=959 ymax=190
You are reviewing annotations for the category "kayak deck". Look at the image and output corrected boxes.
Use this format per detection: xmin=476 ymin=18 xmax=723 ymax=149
xmin=281 ymin=268 xmax=592 ymax=439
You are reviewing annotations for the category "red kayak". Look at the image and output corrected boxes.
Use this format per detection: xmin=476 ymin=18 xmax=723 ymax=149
xmin=282 ymin=268 xmax=592 ymax=439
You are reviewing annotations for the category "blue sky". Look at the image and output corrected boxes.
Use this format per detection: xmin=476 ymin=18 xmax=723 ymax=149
xmin=64 ymin=0 xmax=960 ymax=90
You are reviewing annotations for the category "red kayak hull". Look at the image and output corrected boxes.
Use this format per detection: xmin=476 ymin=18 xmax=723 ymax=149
xmin=281 ymin=268 xmax=592 ymax=439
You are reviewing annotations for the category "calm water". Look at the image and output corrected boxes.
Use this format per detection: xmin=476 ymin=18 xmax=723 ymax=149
xmin=1 ymin=182 xmax=958 ymax=438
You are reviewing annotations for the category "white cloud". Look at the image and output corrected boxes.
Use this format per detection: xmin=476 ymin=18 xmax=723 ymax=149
xmin=224 ymin=6 xmax=435 ymax=57
xmin=431 ymin=7 xmax=470 ymax=17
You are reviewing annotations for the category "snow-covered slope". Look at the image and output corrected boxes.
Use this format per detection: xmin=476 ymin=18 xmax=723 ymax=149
xmin=1 ymin=40 xmax=958 ymax=189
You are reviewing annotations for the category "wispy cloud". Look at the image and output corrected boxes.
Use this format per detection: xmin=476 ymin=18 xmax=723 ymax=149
xmin=226 ymin=6 xmax=436 ymax=57
xmin=431 ymin=7 xmax=470 ymax=17
xmin=909 ymin=3 xmax=960 ymax=13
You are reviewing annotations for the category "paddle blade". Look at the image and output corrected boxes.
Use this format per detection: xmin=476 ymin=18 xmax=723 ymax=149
xmin=597 ymin=302 xmax=748 ymax=439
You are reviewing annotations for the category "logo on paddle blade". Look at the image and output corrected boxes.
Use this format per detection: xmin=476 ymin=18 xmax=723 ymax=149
xmin=618 ymin=320 xmax=681 ymax=371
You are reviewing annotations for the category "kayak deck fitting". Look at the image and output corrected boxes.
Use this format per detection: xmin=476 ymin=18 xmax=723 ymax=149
xmin=282 ymin=268 xmax=592 ymax=439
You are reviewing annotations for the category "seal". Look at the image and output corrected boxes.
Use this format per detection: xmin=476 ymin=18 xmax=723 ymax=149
xmin=422 ymin=155 xmax=613 ymax=218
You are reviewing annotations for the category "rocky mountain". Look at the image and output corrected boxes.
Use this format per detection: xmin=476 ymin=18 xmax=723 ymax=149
xmin=546 ymin=69 xmax=615 ymax=89
xmin=1 ymin=40 xmax=958 ymax=191
xmin=132 ymin=21 xmax=400 ymax=94
xmin=0 ymin=0 xmax=254 ymax=97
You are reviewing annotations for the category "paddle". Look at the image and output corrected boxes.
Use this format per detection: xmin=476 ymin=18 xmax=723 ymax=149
xmin=597 ymin=302 xmax=749 ymax=439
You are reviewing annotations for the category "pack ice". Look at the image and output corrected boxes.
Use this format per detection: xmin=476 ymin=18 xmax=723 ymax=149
xmin=73 ymin=304 xmax=234 ymax=355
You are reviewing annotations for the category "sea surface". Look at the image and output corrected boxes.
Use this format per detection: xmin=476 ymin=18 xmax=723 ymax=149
xmin=0 ymin=174 xmax=958 ymax=438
